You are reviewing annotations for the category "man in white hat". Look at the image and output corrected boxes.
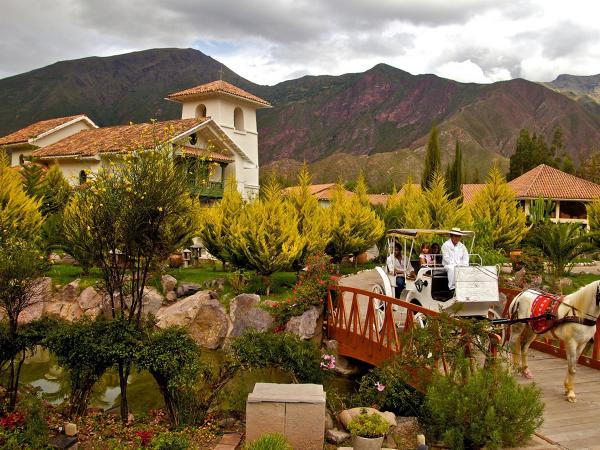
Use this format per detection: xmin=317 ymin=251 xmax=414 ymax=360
xmin=441 ymin=228 xmax=470 ymax=291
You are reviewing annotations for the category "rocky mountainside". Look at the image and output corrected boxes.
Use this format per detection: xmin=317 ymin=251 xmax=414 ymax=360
xmin=543 ymin=73 xmax=600 ymax=116
xmin=2 ymin=48 xmax=600 ymax=191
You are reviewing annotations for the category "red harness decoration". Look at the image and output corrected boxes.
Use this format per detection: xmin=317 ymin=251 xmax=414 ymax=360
xmin=530 ymin=293 xmax=563 ymax=334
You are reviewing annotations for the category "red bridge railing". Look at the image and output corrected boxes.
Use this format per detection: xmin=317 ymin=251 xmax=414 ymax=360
xmin=325 ymin=285 xmax=499 ymax=373
xmin=500 ymin=288 xmax=600 ymax=370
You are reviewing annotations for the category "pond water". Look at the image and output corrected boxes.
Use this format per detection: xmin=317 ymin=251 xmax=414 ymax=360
xmin=20 ymin=348 xmax=357 ymax=415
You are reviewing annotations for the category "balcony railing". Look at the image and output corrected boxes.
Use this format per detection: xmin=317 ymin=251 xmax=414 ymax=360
xmin=189 ymin=181 xmax=224 ymax=198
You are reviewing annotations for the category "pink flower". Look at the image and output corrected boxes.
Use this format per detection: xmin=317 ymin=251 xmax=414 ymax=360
xmin=320 ymin=354 xmax=336 ymax=370
xmin=375 ymin=382 xmax=385 ymax=392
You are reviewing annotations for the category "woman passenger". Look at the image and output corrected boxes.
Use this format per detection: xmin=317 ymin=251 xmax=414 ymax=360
xmin=419 ymin=243 xmax=434 ymax=266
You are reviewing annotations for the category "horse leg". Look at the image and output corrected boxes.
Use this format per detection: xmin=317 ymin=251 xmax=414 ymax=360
xmin=564 ymin=339 xmax=587 ymax=403
xmin=508 ymin=323 xmax=525 ymax=375
xmin=520 ymin=328 xmax=536 ymax=379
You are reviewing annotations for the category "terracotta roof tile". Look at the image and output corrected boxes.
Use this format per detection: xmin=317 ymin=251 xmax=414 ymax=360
xmin=166 ymin=80 xmax=271 ymax=107
xmin=367 ymin=194 xmax=389 ymax=205
xmin=180 ymin=146 xmax=234 ymax=163
xmin=33 ymin=118 xmax=208 ymax=158
xmin=0 ymin=115 xmax=88 ymax=145
xmin=508 ymin=164 xmax=600 ymax=200
xmin=461 ymin=184 xmax=486 ymax=203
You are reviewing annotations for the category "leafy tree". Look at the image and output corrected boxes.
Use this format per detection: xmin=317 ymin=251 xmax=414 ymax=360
xmin=421 ymin=172 xmax=469 ymax=229
xmin=326 ymin=183 xmax=385 ymax=264
xmin=198 ymin=178 xmax=246 ymax=267
xmin=137 ymin=327 xmax=203 ymax=426
xmin=285 ymin=165 xmax=332 ymax=261
xmin=0 ymin=153 xmax=44 ymax=243
xmin=509 ymin=127 xmax=571 ymax=179
xmin=353 ymin=172 xmax=370 ymax=207
xmin=20 ymin=161 xmax=45 ymax=199
xmin=509 ymin=129 xmax=534 ymax=180
xmin=62 ymin=144 xmax=198 ymax=422
xmin=400 ymin=182 xmax=430 ymax=229
xmin=587 ymin=199 xmax=600 ymax=232
xmin=232 ymin=179 xmax=303 ymax=294
xmin=44 ymin=319 xmax=114 ymax=417
xmin=578 ymin=151 xmax=600 ymax=184
xmin=532 ymin=223 xmax=592 ymax=277
xmin=470 ymin=167 xmax=528 ymax=251
xmin=39 ymin=164 xmax=71 ymax=216
xmin=0 ymin=241 xmax=49 ymax=411
xmin=421 ymin=124 xmax=441 ymax=189
xmin=447 ymin=141 xmax=464 ymax=199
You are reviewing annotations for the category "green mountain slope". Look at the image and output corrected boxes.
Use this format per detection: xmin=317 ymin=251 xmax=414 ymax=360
xmin=1 ymin=48 xmax=600 ymax=190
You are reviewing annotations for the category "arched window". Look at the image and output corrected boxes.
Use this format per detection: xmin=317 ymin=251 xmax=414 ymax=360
xmin=19 ymin=154 xmax=25 ymax=165
xmin=79 ymin=170 xmax=87 ymax=185
xmin=195 ymin=104 xmax=207 ymax=118
xmin=234 ymin=107 xmax=244 ymax=131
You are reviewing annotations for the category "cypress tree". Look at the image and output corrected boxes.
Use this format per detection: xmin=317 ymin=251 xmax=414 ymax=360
xmin=421 ymin=124 xmax=441 ymax=189
xmin=448 ymin=141 xmax=464 ymax=199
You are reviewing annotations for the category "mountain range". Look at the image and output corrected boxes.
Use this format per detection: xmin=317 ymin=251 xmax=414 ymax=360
xmin=1 ymin=48 xmax=600 ymax=192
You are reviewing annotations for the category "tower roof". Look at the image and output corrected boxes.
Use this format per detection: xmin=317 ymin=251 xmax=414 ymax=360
xmin=166 ymin=80 xmax=271 ymax=107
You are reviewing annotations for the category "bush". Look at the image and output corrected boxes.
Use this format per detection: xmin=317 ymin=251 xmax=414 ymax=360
xmin=0 ymin=392 xmax=49 ymax=449
xmin=229 ymin=269 xmax=253 ymax=295
xmin=244 ymin=433 xmax=292 ymax=450
xmin=151 ymin=431 xmax=189 ymax=450
xmin=423 ymin=362 xmax=543 ymax=450
xmin=356 ymin=359 xmax=424 ymax=417
xmin=347 ymin=410 xmax=390 ymax=438
xmin=231 ymin=331 xmax=324 ymax=383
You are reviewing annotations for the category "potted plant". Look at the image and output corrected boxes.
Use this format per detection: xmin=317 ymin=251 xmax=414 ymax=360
xmin=347 ymin=409 xmax=390 ymax=450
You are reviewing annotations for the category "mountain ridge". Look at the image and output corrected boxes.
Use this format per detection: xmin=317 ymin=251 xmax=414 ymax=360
xmin=2 ymin=48 xmax=600 ymax=191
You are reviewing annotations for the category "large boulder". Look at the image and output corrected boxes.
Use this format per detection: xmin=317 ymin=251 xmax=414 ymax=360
xmin=285 ymin=306 xmax=321 ymax=340
xmin=78 ymin=286 xmax=102 ymax=311
xmin=44 ymin=301 xmax=83 ymax=322
xmin=229 ymin=294 xmax=274 ymax=337
xmin=19 ymin=277 xmax=53 ymax=324
xmin=161 ymin=275 xmax=177 ymax=293
xmin=338 ymin=407 xmax=396 ymax=430
xmin=61 ymin=280 xmax=80 ymax=303
xmin=325 ymin=428 xmax=350 ymax=445
xmin=176 ymin=283 xmax=202 ymax=298
xmin=156 ymin=291 xmax=230 ymax=349
xmin=142 ymin=287 xmax=164 ymax=316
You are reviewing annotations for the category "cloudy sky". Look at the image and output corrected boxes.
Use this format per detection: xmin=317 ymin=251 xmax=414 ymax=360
xmin=2 ymin=0 xmax=600 ymax=85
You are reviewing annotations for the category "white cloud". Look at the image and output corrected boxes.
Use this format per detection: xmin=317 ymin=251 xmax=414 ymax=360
xmin=1 ymin=0 xmax=600 ymax=84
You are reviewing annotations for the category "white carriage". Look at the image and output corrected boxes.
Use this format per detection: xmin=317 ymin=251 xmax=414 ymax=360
xmin=372 ymin=229 xmax=502 ymax=326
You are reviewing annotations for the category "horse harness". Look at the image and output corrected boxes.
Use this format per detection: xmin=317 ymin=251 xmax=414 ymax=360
xmin=510 ymin=289 xmax=599 ymax=335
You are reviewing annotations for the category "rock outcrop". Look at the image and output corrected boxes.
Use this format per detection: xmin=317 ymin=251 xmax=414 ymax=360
xmin=229 ymin=294 xmax=274 ymax=337
xmin=285 ymin=306 xmax=321 ymax=340
xmin=156 ymin=291 xmax=230 ymax=349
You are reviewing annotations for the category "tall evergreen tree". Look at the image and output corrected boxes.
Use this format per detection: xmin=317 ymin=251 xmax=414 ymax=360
xmin=421 ymin=124 xmax=441 ymax=189
xmin=579 ymin=151 xmax=600 ymax=183
xmin=509 ymin=128 xmax=533 ymax=180
xmin=447 ymin=141 xmax=464 ymax=199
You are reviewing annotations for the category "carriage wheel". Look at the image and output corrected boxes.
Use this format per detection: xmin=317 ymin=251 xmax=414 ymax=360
xmin=371 ymin=284 xmax=386 ymax=332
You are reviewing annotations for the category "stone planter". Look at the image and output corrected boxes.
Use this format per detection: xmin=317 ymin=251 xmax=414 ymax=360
xmin=352 ymin=435 xmax=384 ymax=450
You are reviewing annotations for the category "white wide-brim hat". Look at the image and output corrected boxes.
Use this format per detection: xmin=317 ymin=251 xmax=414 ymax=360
xmin=449 ymin=227 xmax=465 ymax=236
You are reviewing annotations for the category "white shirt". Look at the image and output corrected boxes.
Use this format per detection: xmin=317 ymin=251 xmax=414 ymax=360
xmin=441 ymin=238 xmax=470 ymax=289
xmin=386 ymin=254 xmax=414 ymax=275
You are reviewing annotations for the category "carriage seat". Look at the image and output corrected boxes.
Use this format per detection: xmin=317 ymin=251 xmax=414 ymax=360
xmin=431 ymin=268 xmax=453 ymax=301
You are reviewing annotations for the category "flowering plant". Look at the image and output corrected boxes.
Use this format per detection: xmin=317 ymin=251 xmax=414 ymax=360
xmin=136 ymin=430 xmax=154 ymax=447
xmin=320 ymin=354 xmax=336 ymax=370
xmin=265 ymin=253 xmax=337 ymax=327
xmin=0 ymin=411 xmax=25 ymax=430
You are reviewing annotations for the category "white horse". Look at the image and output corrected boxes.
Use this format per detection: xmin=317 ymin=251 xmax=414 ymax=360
xmin=508 ymin=280 xmax=600 ymax=403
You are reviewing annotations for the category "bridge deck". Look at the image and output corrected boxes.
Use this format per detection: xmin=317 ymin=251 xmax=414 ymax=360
xmin=336 ymin=271 xmax=600 ymax=450
xmin=519 ymin=350 xmax=600 ymax=450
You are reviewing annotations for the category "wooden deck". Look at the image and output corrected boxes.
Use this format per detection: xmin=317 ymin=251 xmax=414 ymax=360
xmin=519 ymin=350 xmax=600 ymax=450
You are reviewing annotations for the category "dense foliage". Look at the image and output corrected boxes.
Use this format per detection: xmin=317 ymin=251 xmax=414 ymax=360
xmin=446 ymin=141 xmax=465 ymax=200
xmin=470 ymin=166 xmax=528 ymax=251
xmin=231 ymin=331 xmax=324 ymax=383
xmin=423 ymin=360 xmax=544 ymax=450
xmin=421 ymin=124 xmax=441 ymax=189
xmin=347 ymin=410 xmax=390 ymax=438
xmin=244 ymin=433 xmax=292 ymax=450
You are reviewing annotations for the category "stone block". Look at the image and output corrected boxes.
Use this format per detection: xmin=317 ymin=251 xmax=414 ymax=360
xmin=245 ymin=401 xmax=285 ymax=443
xmin=246 ymin=383 xmax=326 ymax=450
xmin=64 ymin=422 xmax=78 ymax=436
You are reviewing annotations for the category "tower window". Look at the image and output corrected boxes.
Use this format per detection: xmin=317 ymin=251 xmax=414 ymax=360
xmin=195 ymin=104 xmax=207 ymax=118
xmin=234 ymin=107 xmax=244 ymax=131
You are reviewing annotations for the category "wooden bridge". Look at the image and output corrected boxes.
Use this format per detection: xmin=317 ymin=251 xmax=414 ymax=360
xmin=325 ymin=279 xmax=600 ymax=450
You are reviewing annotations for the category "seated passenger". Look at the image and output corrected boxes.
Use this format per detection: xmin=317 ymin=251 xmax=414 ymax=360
xmin=386 ymin=244 xmax=415 ymax=298
xmin=419 ymin=243 xmax=434 ymax=267
xmin=430 ymin=242 xmax=442 ymax=265
xmin=441 ymin=228 xmax=470 ymax=292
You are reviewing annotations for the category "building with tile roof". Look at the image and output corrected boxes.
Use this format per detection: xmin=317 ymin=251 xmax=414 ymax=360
xmin=461 ymin=164 xmax=600 ymax=224
xmin=1 ymin=79 xmax=270 ymax=199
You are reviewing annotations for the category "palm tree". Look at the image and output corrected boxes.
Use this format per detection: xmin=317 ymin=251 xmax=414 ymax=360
xmin=533 ymin=223 xmax=592 ymax=278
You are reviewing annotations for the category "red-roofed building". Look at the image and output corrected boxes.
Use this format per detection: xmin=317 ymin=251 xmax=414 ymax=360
xmin=1 ymin=79 xmax=270 ymax=199
xmin=461 ymin=164 xmax=600 ymax=224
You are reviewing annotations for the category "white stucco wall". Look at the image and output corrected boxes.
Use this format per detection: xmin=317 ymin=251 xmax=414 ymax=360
xmin=9 ymin=145 xmax=35 ymax=166
xmin=180 ymin=97 xmax=261 ymax=199
xmin=34 ymin=120 xmax=92 ymax=147
xmin=52 ymin=158 xmax=101 ymax=185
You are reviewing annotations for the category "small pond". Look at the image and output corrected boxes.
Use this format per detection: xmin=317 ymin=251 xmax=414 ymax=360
xmin=20 ymin=348 xmax=356 ymax=414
